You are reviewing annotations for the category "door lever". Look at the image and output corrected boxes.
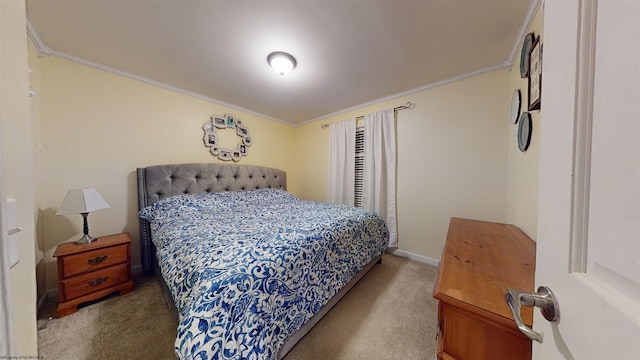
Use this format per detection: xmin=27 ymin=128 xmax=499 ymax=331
xmin=505 ymin=286 xmax=560 ymax=343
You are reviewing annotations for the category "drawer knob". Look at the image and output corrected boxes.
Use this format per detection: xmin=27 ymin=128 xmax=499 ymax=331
xmin=88 ymin=256 xmax=107 ymax=265
xmin=88 ymin=277 xmax=108 ymax=287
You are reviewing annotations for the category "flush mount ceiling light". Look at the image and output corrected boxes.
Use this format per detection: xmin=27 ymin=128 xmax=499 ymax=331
xmin=267 ymin=51 xmax=297 ymax=76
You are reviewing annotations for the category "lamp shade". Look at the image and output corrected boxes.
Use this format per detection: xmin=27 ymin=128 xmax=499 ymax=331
xmin=56 ymin=188 xmax=110 ymax=215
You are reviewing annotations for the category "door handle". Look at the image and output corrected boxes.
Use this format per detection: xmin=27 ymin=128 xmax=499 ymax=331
xmin=504 ymin=286 xmax=560 ymax=343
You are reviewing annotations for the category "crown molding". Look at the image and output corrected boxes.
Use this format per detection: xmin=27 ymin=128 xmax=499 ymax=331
xmin=26 ymin=1 xmax=540 ymax=129
xmin=296 ymin=62 xmax=507 ymax=127
xmin=26 ymin=17 xmax=54 ymax=56
xmin=506 ymin=0 xmax=543 ymax=68
xmin=25 ymin=18 xmax=294 ymax=127
xmin=297 ymin=0 xmax=541 ymax=127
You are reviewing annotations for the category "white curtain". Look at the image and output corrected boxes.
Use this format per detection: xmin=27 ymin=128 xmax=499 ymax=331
xmin=327 ymin=119 xmax=356 ymax=205
xmin=362 ymin=109 xmax=397 ymax=248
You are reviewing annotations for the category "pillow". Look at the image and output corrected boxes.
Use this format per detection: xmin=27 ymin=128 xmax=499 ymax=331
xmin=139 ymin=189 xmax=298 ymax=223
xmin=139 ymin=193 xmax=206 ymax=221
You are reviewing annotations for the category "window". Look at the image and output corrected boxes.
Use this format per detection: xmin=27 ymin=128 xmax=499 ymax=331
xmin=354 ymin=127 xmax=364 ymax=207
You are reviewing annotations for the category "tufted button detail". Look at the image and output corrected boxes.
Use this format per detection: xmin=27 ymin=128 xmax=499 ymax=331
xmin=241 ymin=187 xmax=246 ymax=190
xmin=224 ymin=188 xmax=229 ymax=191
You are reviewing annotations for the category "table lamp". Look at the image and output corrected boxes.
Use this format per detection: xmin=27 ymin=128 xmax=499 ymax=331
xmin=56 ymin=188 xmax=110 ymax=243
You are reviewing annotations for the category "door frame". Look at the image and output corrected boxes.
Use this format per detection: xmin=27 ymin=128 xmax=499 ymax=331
xmin=0 ymin=108 xmax=15 ymax=356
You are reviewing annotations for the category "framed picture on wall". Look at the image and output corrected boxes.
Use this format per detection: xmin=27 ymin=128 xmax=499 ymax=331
xmin=219 ymin=151 xmax=232 ymax=161
xmin=528 ymin=36 xmax=542 ymax=111
xmin=231 ymin=151 xmax=242 ymax=162
xmin=236 ymin=126 xmax=249 ymax=137
xmin=225 ymin=114 xmax=236 ymax=128
xmin=212 ymin=116 xmax=226 ymax=128
xmin=238 ymin=144 xmax=247 ymax=155
xmin=204 ymin=133 xmax=217 ymax=146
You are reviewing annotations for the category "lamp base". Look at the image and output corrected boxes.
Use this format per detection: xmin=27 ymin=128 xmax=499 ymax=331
xmin=75 ymin=234 xmax=97 ymax=244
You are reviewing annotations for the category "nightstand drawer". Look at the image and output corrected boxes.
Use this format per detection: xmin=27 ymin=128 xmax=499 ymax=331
xmin=61 ymin=263 xmax=130 ymax=300
xmin=60 ymin=245 xmax=128 ymax=278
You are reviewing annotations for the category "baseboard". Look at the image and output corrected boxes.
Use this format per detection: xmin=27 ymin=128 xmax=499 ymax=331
xmin=387 ymin=248 xmax=440 ymax=267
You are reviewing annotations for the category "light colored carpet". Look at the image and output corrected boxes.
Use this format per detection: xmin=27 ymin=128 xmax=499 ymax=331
xmin=37 ymin=280 xmax=177 ymax=359
xmin=38 ymin=254 xmax=438 ymax=359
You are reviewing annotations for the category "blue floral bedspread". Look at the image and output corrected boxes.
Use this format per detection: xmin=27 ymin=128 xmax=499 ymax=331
xmin=139 ymin=189 xmax=389 ymax=360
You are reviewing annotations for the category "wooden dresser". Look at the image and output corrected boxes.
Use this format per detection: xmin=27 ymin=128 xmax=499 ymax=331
xmin=54 ymin=232 xmax=135 ymax=317
xmin=433 ymin=217 xmax=535 ymax=360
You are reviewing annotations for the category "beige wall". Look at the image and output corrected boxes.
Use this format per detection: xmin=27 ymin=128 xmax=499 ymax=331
xmin=31 ymin=55 xmax=296 ymax=291
xmin=506 ymin=5 xmax=543 ymax=240
xmin=0 ymin=0 xmax=38 ymax=355
xmin=292 ymin=70 xmax=511 ymax=261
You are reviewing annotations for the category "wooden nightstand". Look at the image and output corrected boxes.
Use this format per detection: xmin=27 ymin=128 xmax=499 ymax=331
xmin=53 ymin=232 xmax=135 ymax=317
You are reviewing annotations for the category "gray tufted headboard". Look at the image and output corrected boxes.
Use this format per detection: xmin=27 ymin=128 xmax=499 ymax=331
xmin=137 ymin=163 xmax=287 ymax=272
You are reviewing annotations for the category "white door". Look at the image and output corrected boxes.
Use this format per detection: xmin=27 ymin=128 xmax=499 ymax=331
xmin=533 ymin=0 xmax=640 ymax=359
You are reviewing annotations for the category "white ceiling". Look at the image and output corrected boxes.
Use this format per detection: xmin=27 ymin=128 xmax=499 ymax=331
xmin=26 ymin=0 xmax=534 ymax=126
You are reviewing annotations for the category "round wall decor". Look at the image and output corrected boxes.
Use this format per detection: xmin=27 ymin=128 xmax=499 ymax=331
xmin=517 ymin=112 xmax=532 ymax=152
xmin=520 ymin=33 xmax=535 ymax=78
xmin=510 ymin=89 xmax=521 ymax=124
xmin=203 ymin=113 xmax=252 ymax=161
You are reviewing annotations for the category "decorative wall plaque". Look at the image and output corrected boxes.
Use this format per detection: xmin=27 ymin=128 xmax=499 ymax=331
xmin=203 ymin=113 xmax=251 ymax=161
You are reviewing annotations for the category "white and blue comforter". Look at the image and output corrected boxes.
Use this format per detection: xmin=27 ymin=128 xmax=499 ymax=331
xmin=139 ymin=189 xmax=389 ymax=360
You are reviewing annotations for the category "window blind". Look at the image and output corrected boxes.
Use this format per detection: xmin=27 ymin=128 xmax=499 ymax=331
xmin=354 ymin=126 xmax=364 ymax=208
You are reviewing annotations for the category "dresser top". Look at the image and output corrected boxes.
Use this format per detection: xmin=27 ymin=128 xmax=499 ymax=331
xmin=53 ymin=232 xmax=132 ymax=257
xmin=434 ymin=217 xmax=536 ymax=326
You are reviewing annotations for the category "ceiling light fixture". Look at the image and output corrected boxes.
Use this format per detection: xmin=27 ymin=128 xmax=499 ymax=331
xmin=267 ymin=51 xmax=297 ymax=76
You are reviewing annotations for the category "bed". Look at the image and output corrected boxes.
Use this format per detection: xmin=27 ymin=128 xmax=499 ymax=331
xmin=136 ymin=163 xmax=389 ymax=359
